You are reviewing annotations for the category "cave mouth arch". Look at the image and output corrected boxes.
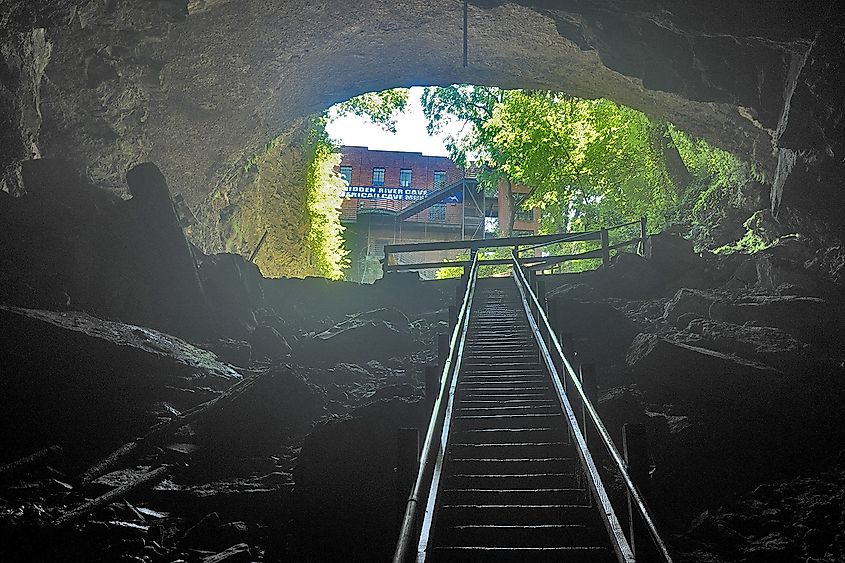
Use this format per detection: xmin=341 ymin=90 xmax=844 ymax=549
xmin=22 ymin=0 xmax=816 ymax=226
xmin=7 ymin=0 xmax=838 ymax=277
xmin=162 ymin=0 xmax=816 ymax=264
xmin=212 ymin=83 xmax=758 ymax=284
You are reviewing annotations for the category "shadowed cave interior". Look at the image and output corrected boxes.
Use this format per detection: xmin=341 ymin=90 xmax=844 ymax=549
xmin=1 ymin=1 xmax=844 ymax=561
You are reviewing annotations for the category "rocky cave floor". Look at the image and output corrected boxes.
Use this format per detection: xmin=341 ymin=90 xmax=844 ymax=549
xmin=1 ymin=162 xmax=845 ymax=562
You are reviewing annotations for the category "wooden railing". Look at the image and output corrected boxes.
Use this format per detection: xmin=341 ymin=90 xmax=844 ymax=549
xmin=382 ymin=217 xmax=649 ymax=275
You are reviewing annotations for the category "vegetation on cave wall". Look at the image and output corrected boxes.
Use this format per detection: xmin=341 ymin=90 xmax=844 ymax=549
xmin=222 ymin=120 xmax=348 ymax=280
xmin=668 ymin=125 xmax=761 ymax=251
xmin=304 ymin=121 xmax=349 ymax=279
xmin=203 ymin=90 xmax=410 ymax=281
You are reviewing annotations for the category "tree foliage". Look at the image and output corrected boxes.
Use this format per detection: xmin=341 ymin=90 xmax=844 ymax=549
xmin=668 ymin=124 xmax=753 ymax=220
xmin=305 ymin=119 xmax=350 ymax=279
xmin=330 ymin=88 xmax=410 ymax=133
xmin=421 ymin=86 xmax=687 ymax=236
xmin=224 ymin=118 xmax=348 ymax=280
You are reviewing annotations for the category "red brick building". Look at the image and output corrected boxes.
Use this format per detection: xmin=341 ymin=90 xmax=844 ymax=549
xmin=337 ymin=146 xmax=539 ymax=282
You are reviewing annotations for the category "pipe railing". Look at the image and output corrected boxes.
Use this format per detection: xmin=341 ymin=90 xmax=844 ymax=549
xmin=511 ymin=251 xmax=673 ymax=562
xmin=383 ymin=217 xmax=648 ymax=275
xmin=393 ymin=252 xmax=480 ymax=563
xmin=515 ymin=217 xmax=646 ymax=273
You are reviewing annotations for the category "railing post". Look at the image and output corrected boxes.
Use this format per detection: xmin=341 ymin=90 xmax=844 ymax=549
xmin=396 ymin=427 xmax=420 ymax=526
xmin=548 ymin=302 xmax=564 ymax=392
xmin=639 ymin=216 xmax=652 ymax=259
xmin=623 ymin=423 xmax=657 ymax=561
xmin=535 ymin=278 xmax=548 ymax=357
xmin=424 ymin=364 xmax=438 ymax=413
xmin=558 ymin=330 xmax=574 ymax=395
xmin=561 ymin=331 xmax=575 ymax=360
xmin=437 ymin=333 xmax=448 ymax=373
xmin=536 ymin=279 xmax=546 ymax=313
xmin=600 ymin=228 xmax=610 ymax=266
xmin=526 ymin=270 xmax=537 ymax=317
xmin=455 ymin=275 xmax=465 ymax=306
xmin=579 ymin=363 xmax=598 ymax=448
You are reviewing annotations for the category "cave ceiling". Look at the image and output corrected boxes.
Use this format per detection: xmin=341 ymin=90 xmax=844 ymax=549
xmin=0 ymin=0 xmax=840 ymax=214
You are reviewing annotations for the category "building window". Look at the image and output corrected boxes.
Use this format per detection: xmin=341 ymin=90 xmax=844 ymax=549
xmin=339 ymin=166 xmax=352 ymax=184
xmin=515 ymin=208 xmax=534 ymax=223
xmin=399 ymin=169 xmax=412 ymax=188
xmin=433 ymin=170 xmax=446 ymax=189
xmin=372 ymin=167 xmax=385 ymax=186
xmin=428 ymin=204 xmax=446 ymax=222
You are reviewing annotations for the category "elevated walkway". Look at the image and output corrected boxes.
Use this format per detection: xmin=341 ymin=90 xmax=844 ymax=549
xmin=393 ymin=245 xmax=672 ymax=563
xmin=424 ymin=278 xmax=615 ymax=561
xmin=397 ymin=178 xmax=479 ymax=221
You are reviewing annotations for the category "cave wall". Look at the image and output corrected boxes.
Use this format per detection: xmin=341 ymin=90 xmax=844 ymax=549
xmin=0 ymin=0 xmax=841 ymax=240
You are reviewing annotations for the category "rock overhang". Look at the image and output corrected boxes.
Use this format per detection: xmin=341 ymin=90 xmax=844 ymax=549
xmin=1 ymin=0 xmax=840 ymax=227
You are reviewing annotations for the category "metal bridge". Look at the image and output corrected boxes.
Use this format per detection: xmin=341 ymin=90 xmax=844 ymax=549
xmin=390 ymin=222 xmax=673 ymax=562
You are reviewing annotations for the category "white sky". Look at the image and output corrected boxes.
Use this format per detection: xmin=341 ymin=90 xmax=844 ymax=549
xmin=325 ymin=87 xmax=461 ymax=157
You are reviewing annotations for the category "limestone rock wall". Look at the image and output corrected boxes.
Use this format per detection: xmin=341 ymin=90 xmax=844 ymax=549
xmin=0 ymin=0 xmax=841 ymax=243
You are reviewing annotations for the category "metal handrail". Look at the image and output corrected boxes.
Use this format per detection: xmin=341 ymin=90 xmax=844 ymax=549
xmin=515 ymin=218 xmax=643 ymax=255
xmin=511 ymin=252 xmax=673 ymax=562
xmin=393 ymin=252 xmax=479 ymax=563
xmin=516 ymin=230 xmax=599 ymax=254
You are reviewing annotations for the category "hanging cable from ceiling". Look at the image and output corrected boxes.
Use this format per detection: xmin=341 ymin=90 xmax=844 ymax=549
xmin=463 ymin=0 xmax=469 ymax=67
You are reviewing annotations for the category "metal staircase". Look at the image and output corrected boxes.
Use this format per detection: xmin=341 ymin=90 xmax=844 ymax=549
xmin=393 ymin=251 xmax=672 ymax=563
xmin=425 ymin=278 xmax=615 ymax=561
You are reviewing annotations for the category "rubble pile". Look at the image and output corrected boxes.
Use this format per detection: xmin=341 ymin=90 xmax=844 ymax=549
xmin=0 ymin=161 xmax=454 ymax=562
xmin=2 ymin=161 xmax=844 ymax=561
xmin=544 ymin=232 xmax=845 ymax=560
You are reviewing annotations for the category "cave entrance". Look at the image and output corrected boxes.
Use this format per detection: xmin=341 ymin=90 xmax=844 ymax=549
xmin=221 ymin=85 xmax=756 ymax=285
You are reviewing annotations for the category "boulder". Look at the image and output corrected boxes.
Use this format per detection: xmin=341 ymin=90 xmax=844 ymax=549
xmin=685 ymin=318 xmax=809 ymax=371
xmin=292 ymin=397 xmax=427 ymax=561
xmin=262 ymin=275 xmax=453 ymax=333
xmin=296 ymin=308 xmax=421 ymax=365
xmin=0 ymin=160 xmax=216 ymax=339
xmin=626 ymin=333 xmax=789 ymax=404
xmin=250 ymin=324 xmax=291 ymax=359
xmin=197 ymin=365 xmax=326 ymax=459
xmin=805 ymin=246 xmax=845 ymax=287
xmin=727 ymin=246 xmax=823 ymax=296
xmin=207 ymin=338 xmax=252 ymax=367
xmin=295 ymin=360 xmax=421 ymax=414
xmin=0 ymin=305 xmax=241 ymax=462
xmin=648 ymin=232 xmax=711 ymax=288
xmin=0 ymin=159 xmax=121 ymax=311
xmin=682 ymin=462 xmax=845 ymax=562
xmin=662 ymin=288 xmax=719 ymax=327
xmin=591 ymin=252 xmax=663 ymax=298
xmin=123 ymin=163 xmax=215 ymax=339
xmin=709 ymin=295 xmax=838 ymax=344
xmin=201 ymin=543 xmax=252 ymax=563
xmin=198 ymin=253 xmax=265 ymax=338
xmin=546 ymin=282 xmax=600 ymax=302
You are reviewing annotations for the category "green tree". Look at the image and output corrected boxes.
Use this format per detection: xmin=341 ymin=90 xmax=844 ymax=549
xmin=330 ymin=88 xmax=410 ymax=133
xmin=421 ymin=86 xmax=689 ymax=237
